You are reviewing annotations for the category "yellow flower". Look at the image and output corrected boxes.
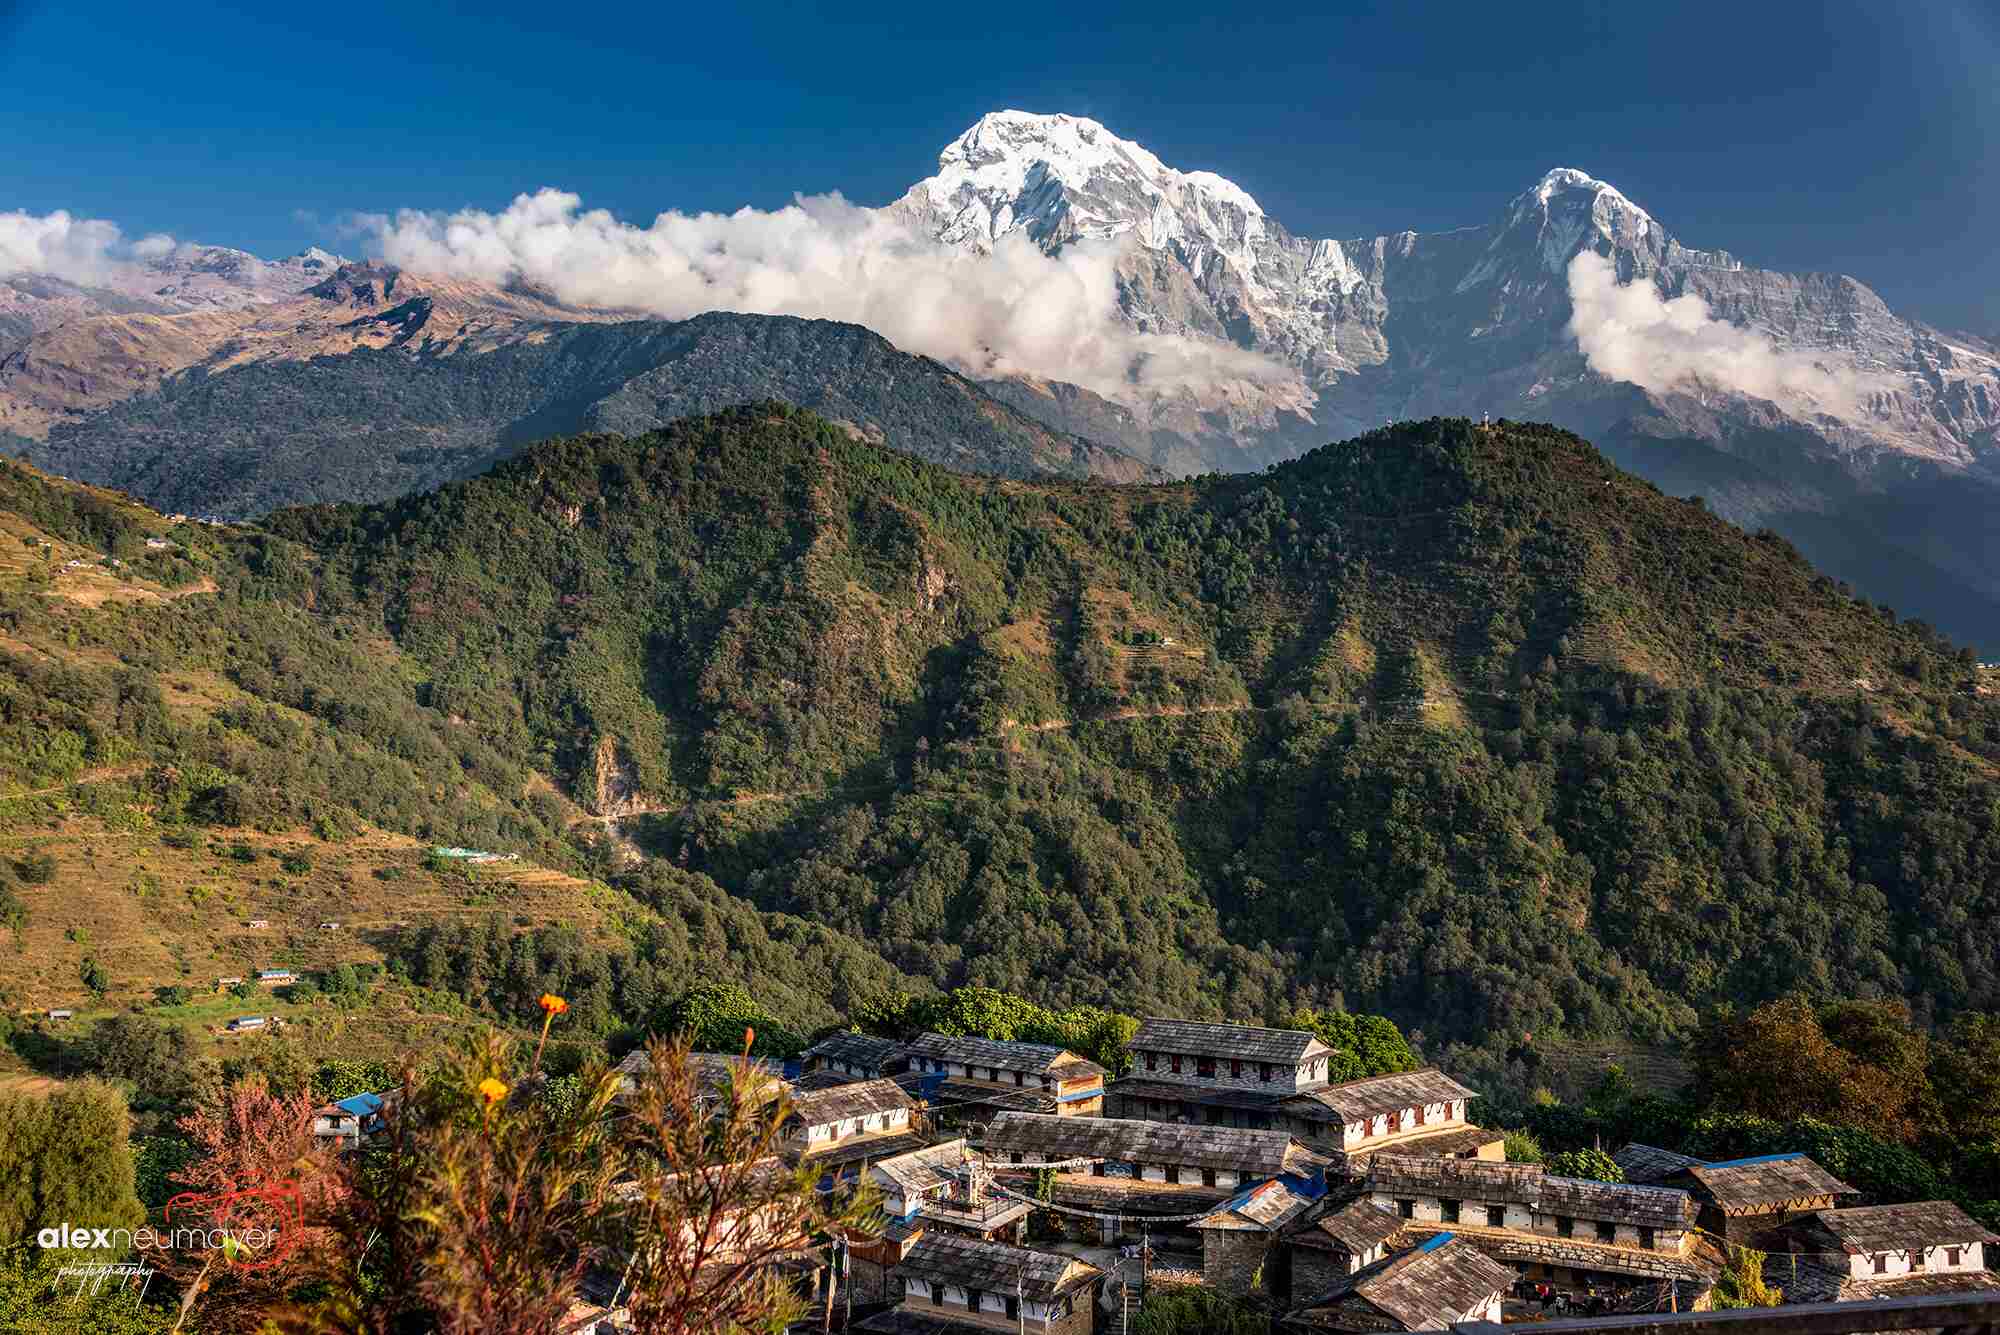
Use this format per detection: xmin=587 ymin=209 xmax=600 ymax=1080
xmin=478 ymin=1077 xmax=508 ymax=1104
xmin=538 ymin=993 xmax=569 ymax=1016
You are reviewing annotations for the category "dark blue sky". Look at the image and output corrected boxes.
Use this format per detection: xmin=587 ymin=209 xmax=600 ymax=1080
xmin=4 ymin=0 xmax=1994 ymax=331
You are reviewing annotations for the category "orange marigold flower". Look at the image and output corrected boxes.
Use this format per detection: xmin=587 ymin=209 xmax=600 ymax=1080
xmin=478 ymin=1077 xmax=508 ymax=1104
xmin=538 ymin=993 xmax=569 ymax=1015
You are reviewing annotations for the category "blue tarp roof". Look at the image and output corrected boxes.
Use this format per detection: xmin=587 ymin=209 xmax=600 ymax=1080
xmin=334 ymin=1091 xmax=385 ymax=1117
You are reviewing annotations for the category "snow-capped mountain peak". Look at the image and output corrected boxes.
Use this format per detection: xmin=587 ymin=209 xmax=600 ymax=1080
xmin=898 ymin=110 xmax=1269 ymax=254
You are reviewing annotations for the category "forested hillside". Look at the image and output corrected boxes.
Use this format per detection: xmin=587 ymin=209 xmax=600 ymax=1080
xmin=8 ymin=410 xmax=1999 ymax=1083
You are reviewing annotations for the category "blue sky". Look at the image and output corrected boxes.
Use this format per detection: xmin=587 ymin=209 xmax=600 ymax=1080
xmin=3 ymin=0 xmax=1994 ymax=331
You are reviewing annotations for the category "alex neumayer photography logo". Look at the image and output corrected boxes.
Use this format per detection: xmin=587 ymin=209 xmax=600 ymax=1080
xmin=40 ymin=1178 xmax=304 ymax=1297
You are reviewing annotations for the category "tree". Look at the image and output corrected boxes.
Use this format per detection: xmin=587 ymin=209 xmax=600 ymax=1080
xmin=142 ymin=1078 xmax=349 ymax=1330
xmin=81 ymin=1015 xmax=197 ymax=1111
xmin=1711 ymin=1245 xmax=1783 ymax=1308
xmin=0 ymin=1252 xmax=177 ymax=1333
xmin=0 ymin=1080 xmax=145 ymax=1257
xmin=79 ymin=956 xmax=109 ymax=996
xmin=328 ymin=1032 xmax=624 ymax=1335
xmin=1545 ymin=1147 xmax=1625 ymax=1183
xmin=610 ymin=1036 xmax=880 ymax=1335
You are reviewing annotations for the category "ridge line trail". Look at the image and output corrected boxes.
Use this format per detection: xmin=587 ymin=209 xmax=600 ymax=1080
xmin=1004 ymin=702 xmax=1268 ymax=732
xmin=2 ymin=764 xmax=147 ymax=800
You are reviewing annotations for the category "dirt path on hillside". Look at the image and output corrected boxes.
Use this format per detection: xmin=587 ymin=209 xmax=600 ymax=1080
xmin=2 ymin=764 xmax=146 ymax=800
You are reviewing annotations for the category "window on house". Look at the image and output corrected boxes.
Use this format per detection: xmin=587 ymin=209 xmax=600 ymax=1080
xmin=1948 ymin=1247 xmax=1963 ymax=1267
xmin=1147 ymin=1052 xmax=1158 ymax=1071
xmin=1170 ymin=1054 xmax=1182 ymax=1074
xmin=1091 ymin=1162 xmax=1105 ymax=1177
xmin=1557 ymin=1217 xmax=1574 ymax=1238
xmin=1260 ymin=1063 xmax=1272 ymax=1082
xmin=1196 ymin=1057 xmax=1216 ymax=1078
xmin=1873 ymin=1255 xmax=1887 ymax=1275
xmin=1486 ymin=1205 xmax=1504 ymax=1228
xmin=1442 ymin=1199 xmax=1460 ymax=1223
xmin=1640 ymin=1227 xmax=1656 ymax=1251
xmin=1231 ymin=1059 xmax=1243 ymax=1078
xmin=1203 ymin=1168 xmax=1216 ymax=1186
xmin=931 ymin=1287 xmax=943 ymax=1306
xmin=1398 ymin=1199 xmax=1415 ymax=1219
xmin=1597 ymin=1222 xmax=1616 ymax=1243
xmin=1006 ymin=1296 xmax=1019 ymax=1319
xmin=1013 ymin=1071 xmax=1023 ymax=1086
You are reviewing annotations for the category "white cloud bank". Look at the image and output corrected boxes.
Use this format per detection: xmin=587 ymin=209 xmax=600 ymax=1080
xmin=0 ymin=209 xmax=141 ymax=285
xmin=356 ymin=188 xmax=1290 ymax=400
xmin=1566 ymin=251 xmax=1884 ymax=423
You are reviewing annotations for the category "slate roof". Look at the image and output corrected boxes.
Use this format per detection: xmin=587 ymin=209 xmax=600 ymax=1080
xmin=1293 ymin=1235 xmax=1513 ymax=1331
xmin=1195 ymin=1174 xmax=1328 ymax=1233
xmin=1285 ymin=1070 xmax=1478 ymax=1123
xmin=890 ymin=1233 xmax=1098 ymax=1303
xmin=791 ymin=1068 xmax=864 ymax=1091
xmin=1806 ymin=1201 xmax=2000 ymax=1254
xmin=1612 ymin=1143 xmax=1704 ymax=1185
xmin=1106 ymin=1077 xmax=1288 ymax=1112
xmin=902 ymin=1033 xmax=1104 ymax=1080
xmin=802 ymin=1131 xmax=933 ymax=1171
xmin=1131 ymin=1018 xmax=1330 ymax=1065
xmin=802 ymin=1031 xmax=906 ymax=1071
xmin=873 ymin=1139 xmax=977 ymax=1197
xmin=1679 ymin=1153 xmax=1856 ymax=1210
xmin=1300 ymin=1198 xmax=1407 ymax=1253
xmin=927 ymin=1078 xmax=1062 ymax=1114
xmin=788 ymin=1077 xmax=917 ymax=1127
xmin=1366 ymin=1153 xmax=1696 ymax=1229
xmin=985 ymin=1112 xmax=1332 ymax=1177
xmin=1782 ymin=1260 xmax=2000 ymax=1305
xmin=1333 ymin=1127 xmax=1507 ymax=1163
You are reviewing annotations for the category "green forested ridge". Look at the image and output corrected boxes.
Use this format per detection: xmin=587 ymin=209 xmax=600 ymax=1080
xmin=6 ymin=409 xmax=1999 ymax=1078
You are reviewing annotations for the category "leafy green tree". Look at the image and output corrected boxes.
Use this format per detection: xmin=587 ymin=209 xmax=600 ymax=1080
xmin=1545 ymin=1147 xmax=1625 ymax=1182
xmin=1712 ymin=1246 xmax=1783 ymax=1308
xmin=81 ymin=1015 xmax=197 ymax=1111
xmin=0 ymin=1253 xmax=177 ymax=1333
xmin=0 ymin=1080 xmax=145 ymax=1257
xmin=78 ymin=956 xmax=109 ymax=996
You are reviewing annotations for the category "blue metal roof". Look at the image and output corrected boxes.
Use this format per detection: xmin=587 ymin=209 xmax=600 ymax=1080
xmin=1212 ymin=1170 xmax=1330 ymax=1217
xmin=1415 ymin=1232 xmax=1453 ymax=1253
xmin=1701 ymin=1151 xmax=1804 ymax=1169
xmin=334 ymin=1091 xmax=384 ymax=1117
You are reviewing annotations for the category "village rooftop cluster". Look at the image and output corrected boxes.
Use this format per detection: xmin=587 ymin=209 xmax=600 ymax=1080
xmin=313 ymin=1018 xmax=2000 ymax=1333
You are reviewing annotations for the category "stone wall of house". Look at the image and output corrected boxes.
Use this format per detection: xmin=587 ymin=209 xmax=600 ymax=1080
xmin=1131 ymin=1051 xmax=1322 ymax=1094
xmin=1290 ymin=1245 xmax=1355 ymax=1301
xmin=1203 ymin=1230 xmax=1268 ymax=1296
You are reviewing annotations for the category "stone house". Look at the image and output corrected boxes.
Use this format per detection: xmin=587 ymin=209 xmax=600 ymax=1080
xmin=1287 ymin=1198 xmax=1409 ymax=1301
xmin=901 ymin=1033 xmax=1106 ymax=1122
xmin=1193 ymin=1174 xmax=1328 ymax=1294
xmin=1107 ymin=1019 xmax=1334 ymax=1126
xmin=859 ymin=1232 xmax=1102 ymax=1335
xmin=1364 ymin=1153 xmax=1711 ymax=1293
xmin=1782 ymin=1201 xmax=2000 ymax=1300
xmin=984 ymin=1111 xmax=1332 ymax=1244
xmin=1278 ymin=1069 xmax=1503 ymax=1170
xmin=801 ymin=1031 xmax=908 ymax=1081
xmin=1658 ymin=1152 xmax=1858 ymax=1249
xmin=788 ymin=1077 xmax=927 ymax=1175
xmin=1285 ymin=1234 xmax=1514 ymax=1331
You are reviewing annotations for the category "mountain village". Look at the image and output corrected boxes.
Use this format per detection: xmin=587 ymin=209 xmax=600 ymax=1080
xmin=308 ymin=1019 xmax=2000 ymax=1334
